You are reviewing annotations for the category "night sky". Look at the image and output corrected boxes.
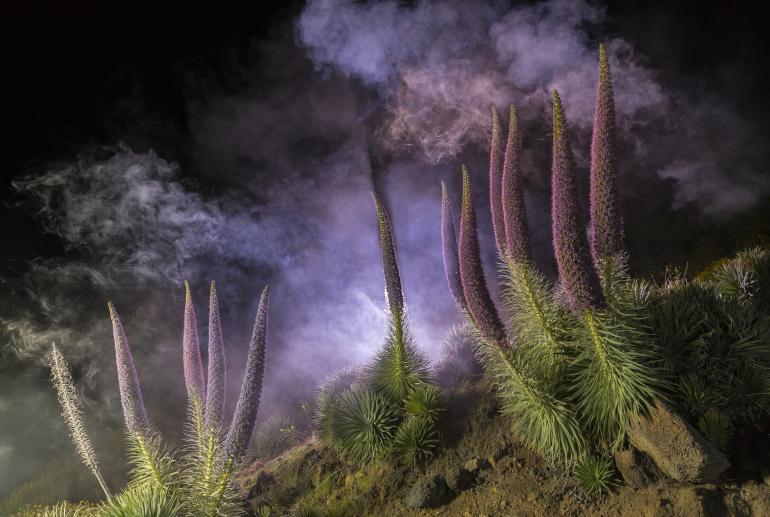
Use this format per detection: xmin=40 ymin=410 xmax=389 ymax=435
xmin=3 ymin=1 xmax=770 ymax=270
xmin=2 ymin=0 xmax=769 ymax=502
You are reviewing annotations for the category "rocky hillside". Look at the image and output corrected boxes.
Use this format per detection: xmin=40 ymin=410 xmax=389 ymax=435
xmin=238 ymin=376 xmax=770 ymax=516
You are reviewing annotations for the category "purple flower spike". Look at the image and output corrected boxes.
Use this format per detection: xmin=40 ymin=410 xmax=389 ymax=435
xmin=459 ymin=165 xmax=507 ymax=347
xmin=224 ymin=286 xmax=269 ymax=463
xmin=183 ymin=281 xmax=206 ymax=404
xmin=441 ymin=181 xmax=466 ymax=310
xmin=551 ymin=91 xmax=604 ymax=312
xmin=204 ymin=281 xmax=226 ymax=430
xmin=489 ymin=107 xmax=507 ymax=257
xmin=589 ymin=43 xmax=623 ymax=260
xmin=108 ymin=302 xmax=149 ymax=435
xmin=501 ymin=105 xmax=532 ymax=264
xmin=372 ymin=193 xmax=404 ymax=315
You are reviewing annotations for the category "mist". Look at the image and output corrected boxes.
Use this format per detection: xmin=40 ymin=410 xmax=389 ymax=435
xmin=2 ymin=0 xmax=768 ymax=502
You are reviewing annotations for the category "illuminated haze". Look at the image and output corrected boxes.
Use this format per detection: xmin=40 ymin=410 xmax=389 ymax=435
xmin=1 ymin=0 xmax=767 ymax=500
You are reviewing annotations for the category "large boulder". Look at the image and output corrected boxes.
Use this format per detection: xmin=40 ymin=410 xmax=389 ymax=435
xmin=627 ymin=400 xmax=730 ymax=482
xmin=406 ymin=475 xmax=452 ymax=508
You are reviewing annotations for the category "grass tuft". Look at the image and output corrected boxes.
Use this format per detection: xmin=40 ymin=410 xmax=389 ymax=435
xmin=574 ymin=455 xmax=617 ymax=497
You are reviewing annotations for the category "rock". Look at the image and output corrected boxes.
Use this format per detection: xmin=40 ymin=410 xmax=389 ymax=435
xmin=446 ymin=466 xmax=475 ymax=491
xmin=406 ymin=475 xmax=452 ymax=508
xmin=464 ymin=457 xmax=491 ymax=473
xmin=614 ymin=448 xmax=650 ymax=488
xmin=627 ymin=399 xmax=730 ymax=482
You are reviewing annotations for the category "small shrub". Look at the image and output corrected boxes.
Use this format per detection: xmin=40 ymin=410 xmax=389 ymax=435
xmin=697 ymin=410 xmax=732 ymax=450
xmin=574 ymin=455 xmax=617 ymax=497
xmin=329 ymin=387 xmax=401 ymax=463
xmin=404 ymin=383 xmax=443 ymax=422
xmin=392 ymin=417 xmax=439 ymax=465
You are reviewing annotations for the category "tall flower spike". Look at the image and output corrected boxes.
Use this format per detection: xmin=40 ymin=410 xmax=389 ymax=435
xmin=108 ymin=302 xmax=149 ymax=435
xmin=501 ymin=105 xmax=532 ymax=264
xmin=459 ymin=165 xmax=507 ymax=347
xmin=372 ymin=193 xmax=404 ymax=315
xmin=183 ymin=281 xmax=206 ymax=404
xmin=590 ymin=43 xmax=623 ymax=259
xmin=551 ymin=91 xmax=604 ymax=312
xmin=489 ymin=107 xmax=507 ymax=257
xmin=225 ymin=286 xmax=269 ymax=463
xmin=49 ymin=344 xmax=111 ymax=498
xmin=204 ymin=281 xmax=226 ymax=430
xmin=441 ymin=181 xmax=466 ymax=310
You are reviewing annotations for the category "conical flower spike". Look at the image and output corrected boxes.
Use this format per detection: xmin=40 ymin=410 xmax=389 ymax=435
xmin=589 ymin=43 xmax=623 ymax=259
xmin=550 ymin=91 xmax=604 ymax=312
xmin=204 ymin=281 xmax=226 ymax=430
xmin=501 ymin=105 xmax=532 ymax=264
xmin=459 ymin=165 xmax=507 ymax=347
xmin=441 ymin=181 xmax=466 ymax=310
xmin=225 ymin=286 xmax=269 ymax=463
xmin=183 ymin=281 xmax=206 ymax=404
xmin=372 ymin=193 xmax=404 ymax=315
xmin=49 ymin=344 xmax=111 ymax=498
xmin=108 ymin=302 xmax=149 ymax=434
xmin=489 ymin=107 xmax=507 ymax=257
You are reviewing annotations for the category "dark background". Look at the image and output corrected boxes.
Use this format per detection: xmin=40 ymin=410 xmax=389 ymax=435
xmin=2 ymin=0 xmax=769 ymax=277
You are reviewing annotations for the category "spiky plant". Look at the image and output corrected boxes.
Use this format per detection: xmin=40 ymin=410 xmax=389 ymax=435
xmin=404 ymin=383 xmax=443 ymax=422
xmin=205 ymin=281 xmax=226 ymax=430
xmin=445 ymin=165 xmax=584 ymax=462
xmin=392 ymin=417 xmax=439 ymax=466
xmin=489 ymin=107 xmax=507 ymax=256
xmin=649 ymin=267 xmax=770 ymax=424
xmin=501 ymin=105 xmax=531 ymax=264
xmin=224 ymin=286 xmax=270 ymax=463
xmin=45 ymin=284 xmax=274 ymax=517
xmin=183 ymin=281 xmax=206 ymax=405
xmin=48 ymin=344 xmax=111 ymax=498
xmin=473 ymin=333 xmax=586 ymax=461
xmin=500 ymin=261 xmax=572 ymax=374
xmin=252 ymin=415 xmax=302 ymax=460
xmin=571 ymin=305 xmax=660 ymax=448
xmin=441 ymin=181 xmax=466 ymax=310
xmin=677 ymin=373 xmax=720 ymax=417
xmin=314 ymin=368 xmax=360 ymax=446
xmin=329 ymin=387 xmax=401 ymax=463
xmin=108 ymin=302 xmax=149 ymax=435
xmin=99 ymin=484 xmax=181 ymax=517
xmin=368 ymin=194 xmax=431 ymax=402
xmin=459 ymin=165 xmax=507 ymax=347
xmin=180 ymin=398 xmax=240 ymax=517
xmin=124 ymin=430 xmax=176 ymax=492
xmin=367 ymin=320 xmax=431 ymax=403
xmin=574 ymin=455 xmax=617 ymax=497
xmin=589 ymin=43 xmax=623 ymax=262
xmin=697 ymin=410 xmax=732 ymax=450
xmin=550 ymin=90 xmax=604 ymax=313
xmin=14 ymin=502 xmax=97 ymax=517
xmin=432 ymin=324 xmax=483 ymax=390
